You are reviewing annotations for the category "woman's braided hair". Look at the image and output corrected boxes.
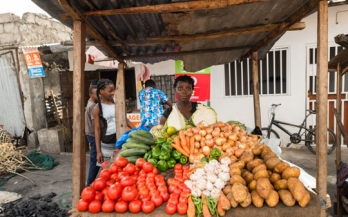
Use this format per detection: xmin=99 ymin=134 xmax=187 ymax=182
xmin=97 ymin=78 xmax=114 ymax=117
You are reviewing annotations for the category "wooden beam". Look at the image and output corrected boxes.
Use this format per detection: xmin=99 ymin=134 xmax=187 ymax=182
xmin=316 ymin=2 xmax=328 ymax=217
xmin=58 ymin=0 xmax=124 ymax=63
xmin=71 ymin=20 xmax=86 ymax=208
xmin=61 ymin=39 xmax=174 ymax=47
xmin=115 ymin=63 xmax=127 ymax=138
xmin=240 ymin=0 xmax=318 ymax=60
xmin=146 ymin=22 xmax=305 ymax=42
xmin=252 ymin=52 xmax=261 ymax=128
xmin=343 ymin=65 xmax=348 ymax=75
xmin=334 ymin=34 xmax=348 ymax=49
xmin=336 ymin=62 xmax=342 ymax=217
xmin=60 ymin=0 xmax=266 ymax=19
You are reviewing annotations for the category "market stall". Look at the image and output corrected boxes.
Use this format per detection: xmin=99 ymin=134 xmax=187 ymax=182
xmin=33 ymin=0 xmax=334 ymax=216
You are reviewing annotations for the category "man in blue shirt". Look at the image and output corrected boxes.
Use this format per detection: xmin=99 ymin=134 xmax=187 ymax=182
xmin=138 ymin=79 xmax=172 ymax=127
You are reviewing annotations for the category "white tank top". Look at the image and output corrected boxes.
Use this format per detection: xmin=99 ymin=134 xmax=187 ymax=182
xmin=101 ymin=103 xmax=116 ymax=135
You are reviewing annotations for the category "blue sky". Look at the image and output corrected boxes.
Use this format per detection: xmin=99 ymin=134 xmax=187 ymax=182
xmin=0 ymin=0 xmax=49 ymax=17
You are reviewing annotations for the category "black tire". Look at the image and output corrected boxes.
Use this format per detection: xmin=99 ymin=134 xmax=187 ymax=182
xmin=261 ymin=127 xmax=280 ymax=140
xmin=305 ymin=128 xmax=336 ymax=155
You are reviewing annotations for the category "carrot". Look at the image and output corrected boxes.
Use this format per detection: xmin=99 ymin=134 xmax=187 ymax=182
xmin=217 ymin=197 xmax=226 ymax=216
xmin=190 ymin=136 xmax=195 ymax=155
xmin=186 ymin=136 xmax=190 ymax=150
xmin=219 ymin=191 xmax=231 ymax=210
xmin=174 ymin=136 xmax=181 ymax=147
xmin=171 ymin=144 xmax=189 ymax=157
xmin=179 ymin=130 xmax=187 ymax=147
xmin=201 ymin=194 xmax=211 ymax=217
xmin=187 ymin=195 xmax=195 ymax=217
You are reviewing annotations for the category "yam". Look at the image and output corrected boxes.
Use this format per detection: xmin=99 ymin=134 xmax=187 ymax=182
xmin=261 ymin=146 xmax=273 ymax=158
xmin=274 ymin=161 xmax=290 ymax=174
xmin=222 ymin=185 xmax=232 ymax=195
xmin=265 ymin=190 xmax=279 ymax=207
xmin=267 ymin=170 xmax=273 ymax=177
xmin=239 ymin=151 xmax=254 ymax=164
xmin=241 ymin=171 xmax=254 ymax=184
xmin=230 ymin=174 xmax=246 ymax=185
xmin=274 ymin=179 xmax=288 ymax=191
xmin=246 ymin=159 xmax=264 ymax=171
xmin=231 ymin=183 xmax=249 ymax=203
xmin=256 ymin=178 xmax=272 ymax=199
xmin=248 ymin=180 xmax=257 ymax=191
xmin=226 ymin=192 xmax=238 ymax=208
xmin=229 ymin=161 xmax=245 ymax=170
xmin=240 ymin=192 xmax=252 ymax=208
xmin=254 ymin=170 xmax=269 ymax=180
xmin=278 ymin=189 xmax=296 ymax=207
xmin=252 ymin=144 xmax=265 ymax=156
xmin=265 ymin=157 xmax=281 ymax=170
xmin=230 ymin=167 xmax=242 ymax=176
xmin=263 ymin=152 xmax=277 ymax=162
xmin=282 ymin=167 xmax=300 ymax=179
xmin=269 ymin=172 xmax=281 ymax=184
xmin=252 ymin=164 xmax=267 ymax=174
xmin=287 ymin=177 xmax=306 ymax=202
xmin=230 ymin=155 xmax=238 ymax=163
xmin=251 ymin=190 xmax=264 ymax=208
xmin=298 ymin=190 xmax=311 ymax=207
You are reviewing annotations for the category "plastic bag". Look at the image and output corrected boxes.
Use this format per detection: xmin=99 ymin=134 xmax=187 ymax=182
xmin=115 ymin=119 xmax=150 ymax=149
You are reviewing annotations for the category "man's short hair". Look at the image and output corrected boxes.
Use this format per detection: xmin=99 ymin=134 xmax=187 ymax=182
xmin=90 ymin=79 xmax=98 ymax=86
xmin=145 ymin=79 xmax=156 ymax=87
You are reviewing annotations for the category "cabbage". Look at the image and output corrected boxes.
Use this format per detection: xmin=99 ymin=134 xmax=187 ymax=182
xmin=166 ymin=105 xmax=187 ymax=131
xmin=150 ymin=125 xmax=165 ymax=139
xmin=191 ymin=104 xmax=218 ymax=127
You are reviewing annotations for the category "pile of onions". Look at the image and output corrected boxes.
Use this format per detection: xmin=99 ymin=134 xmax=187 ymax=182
xmin=185 ymin=121 xmax=260 ymax=161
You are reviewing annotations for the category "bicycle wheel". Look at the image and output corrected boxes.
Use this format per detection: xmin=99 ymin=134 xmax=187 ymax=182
xmin=261 ymin=128 xmax=280 ymax=139
xmin=305 ymin=128 xmax=336 ymax=155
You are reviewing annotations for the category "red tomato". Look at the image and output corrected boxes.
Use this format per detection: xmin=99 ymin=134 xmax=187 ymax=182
xmin=115 ymin=157 xmax=129 ymax=168
xmin=137 ymin=183 xmax=147 ymax=190
xmin=182 ymin=187 xmax=191 ymax=193
xmin=167 ymin=178 xmax=176 ymax=186
xmin=117 ymin=172 xmax=129 ymax=182
xmin=146 ymin=172 xmax=156 ymax=178
xmin=149 ymin=189 xmax=159 ymax=197
xmin=156 ymin=181 xmax=166 ymax=188
xmin=139 ymin=194 xmax=151 ymax=202
xmin=107 ymin=183 xmax=122 ymax=200
xmin=178 ymin=183 xmax=187 ymax=190
xmin=123 ymin=163 xmax=136 ymax=175
xmin=129 ymin=200 xmax=142 ymax=213
xmin=179 ymin=196 xmax=188 ymax=204
xmin=165 ymin=202 xmax=177 ymax=215
xmin=121 ymin=186 xmax=138 ymax=202
xmin=142 ymin=200 xmax=155 ymax=213
xmin=177 ymin=202 xmax=188 ymax=215
xmin=114 ymin=200 xmax=128 ymax=213
xmin=106 ymin=179 xmax=115 ymax=187
xmin=142 ymin=162 xmax=154 ymax=173
xmin=182 ymin=165 xmax=189 ymax=171
xmin=170 ymin=192 xmax=180 ymax=199
xmin=88 ymin=200 xmax=102 ymax=213
xmin=175 ymin=176 xmax=185 ymax=183
xmin=103 ymin=194 xmax=109 ymax=201
xmin=93 ymin=178 xmax=107 ymax=191
xmin=99 ymin=169 xmax=111 ymax=181
xmin=101 ymin=188 xmax=108 ymax=196
xmin=168 ymin=185 xmax=177 ymax=194
xmin=101 ymin=199 xmax=115 ymax=213
xmin=180 ymin=191 xmax=189 ymax=198
xmin=95 ymin=191 xmax=103 ymax=201
xmin=135 ymin=158 xmax=146 ymax=169
xmin=146 ymin=182 xmax=156 ymax=190
xmin=146 ymin=177 xmax=155 ymax=184
xmin=154 ymin=175 xmax=164 ymax=182
xmin=171 ymin=179 xmax=180 ymax=186
xmin=174 ymin=164 xmax=182 ymax=170
xmin=109 ymin=163 xmax=119 ymax=173
xmin=110 ymin=173 xmax=118 ymax=181
xmin=137 ymin=176 xmax=146 ymax=183
xmin=120 ymin=177 xmax=135 ymax=188
xmin=168 ymin=197 xmax=178 ymax=205
xmin=76 ymin=199 xmax=89 ymax=211
xmin=130 ymin=174 xmax=138 ymax=182
xmin=151 ymin=194 xmax=163 ymax=207
xmin=81 ymin=187 xmax=96 ymax=202
xmin=174 ymin=171 xmax=183 ymax=176
xmin=160 ymin=192 xmax=169 ymax=202
xmin=157 ymin=185 xmax=168 ymax=193
xmin=138 ymin=188 xmax=149 ymax=196
xmin=173 ymin=187 xmax=182 ymax=195
xmin=152 ymin=167 xmax=159 ymax=175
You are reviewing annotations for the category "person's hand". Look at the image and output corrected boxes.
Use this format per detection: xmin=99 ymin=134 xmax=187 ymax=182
xmin=97 ymin=152 xmax=103 ymax=164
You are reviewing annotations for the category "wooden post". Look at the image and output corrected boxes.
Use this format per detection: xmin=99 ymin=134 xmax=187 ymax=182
xmin=336 ymin=62 xmax=342 ymax=217
xmin=50 ymin=90 xmax=61 ymax=125
xmin=316 ymin=1 xmax=328 ymax=216
xmin=115 ymin=62 xmax=127 ymax=138
xmin=71 ymin=20 xmax=86 ymax=207
xmin=252 ymin=52 xmax=262 ymax=128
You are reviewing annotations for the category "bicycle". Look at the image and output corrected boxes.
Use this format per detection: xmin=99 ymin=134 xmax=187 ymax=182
xmin=261 ymin=104 xmax=336 ymax=155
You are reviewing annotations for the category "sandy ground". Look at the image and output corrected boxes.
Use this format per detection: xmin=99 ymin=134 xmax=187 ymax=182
xmin=1 ymin=146 xmax=348 ymax=216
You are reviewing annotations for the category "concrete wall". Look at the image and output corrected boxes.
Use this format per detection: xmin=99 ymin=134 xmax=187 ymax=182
xmin=0 ymin=12 xmax=72 ymax=144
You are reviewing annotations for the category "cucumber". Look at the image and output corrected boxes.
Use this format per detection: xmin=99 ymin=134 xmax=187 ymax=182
xmin=126 ymin=156 xmax=143 ymax=164
xmin=126 ymin=138 xmax=140 ymax=144
xmin=129 ymin=130 xmax=155 ymax=145
xmin=120 ymin=148 xmax=147 ymax=157
xmin=122 ymin=142 xmax=151 ymax=151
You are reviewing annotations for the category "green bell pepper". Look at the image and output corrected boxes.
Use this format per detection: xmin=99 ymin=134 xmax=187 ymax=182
xmin=179 ymin=156 xmax=188 ymax=165
xmin=208 ymin=157 xmax=216 ymax=162
xmin=161 ymin=142 xmax=173 ymax=153
xmin=167 ymin=158 xmax=176 ymax=168
xmin=171 ymin=150 xmax=182 ymax=160
xmin=159 ymin=151 xmax=171 ymax=161
xmin=157 ymin=160 xmax=168 ymax=172
xmin=210 ymin=148 xmax=221 ymax=158
xmin=147 ymin=159 xmax=158 ymax=168
xmin=201 ymin=157 xmax=209 ymax=163
xmin=156 ymin=137 xmax=166 ymax=144
xmin=152 ymin=149 xmax=161 ymax=159
xmin=144 ymin=150 xmax=152 ymax=161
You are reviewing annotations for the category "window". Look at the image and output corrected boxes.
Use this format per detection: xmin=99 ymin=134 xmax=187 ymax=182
xmin=150 ymin=75 xmax=175 ymax=102
xmin=224 ymin=47 xmax=289 ymax=96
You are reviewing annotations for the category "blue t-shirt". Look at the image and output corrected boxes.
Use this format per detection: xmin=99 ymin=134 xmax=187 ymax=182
xmin=138 ymin=87 xmax=169 ymax=126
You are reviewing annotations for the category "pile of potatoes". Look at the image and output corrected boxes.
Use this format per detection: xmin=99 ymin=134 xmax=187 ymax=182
xmin=220 ymin=143 xmax=311 ymax=208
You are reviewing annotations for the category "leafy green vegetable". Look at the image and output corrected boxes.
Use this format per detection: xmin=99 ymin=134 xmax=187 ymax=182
xmin=191 ymin=104 xmax=218 ymax=127
xmin=206 ymin=196 xmax=218 ymax=217
xmin=191 ymin=195 xmax=203 ymax=217
xmin=167 ymin=104 xmax=187 ymax=131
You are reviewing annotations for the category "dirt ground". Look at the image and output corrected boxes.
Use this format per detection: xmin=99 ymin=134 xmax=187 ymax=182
xmin=1 ymin=146 xmax=348 ymax=216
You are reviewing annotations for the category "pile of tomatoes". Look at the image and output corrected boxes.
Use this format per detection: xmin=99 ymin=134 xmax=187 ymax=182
xmin=165 ymin=164 xmax=191 ymax=215
xmin=77 ymin=157 xmax=169 ymax=214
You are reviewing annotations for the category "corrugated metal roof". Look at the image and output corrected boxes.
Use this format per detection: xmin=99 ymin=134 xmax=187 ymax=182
xmin=0 ymin=58 xmax=25 ymax=137
xmin=32 ymin=0 xmax=316 ymax=71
